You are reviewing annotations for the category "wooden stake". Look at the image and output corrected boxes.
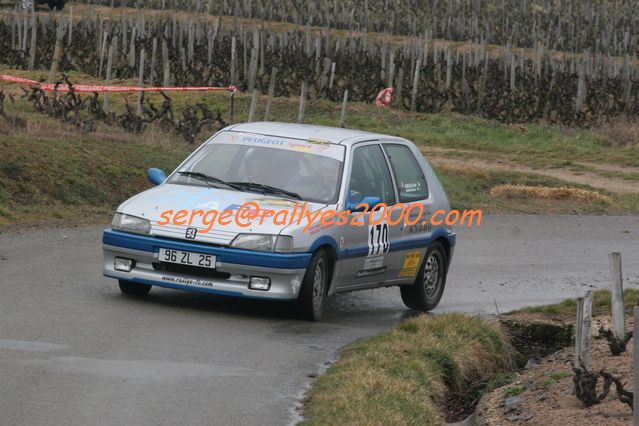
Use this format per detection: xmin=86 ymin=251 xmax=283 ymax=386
xmin=48 ymin=19 xmax=64 ymax=84
xmin=609 ymin=252 xmax=625 ymax=339
xmin=98 ymin=30 xmax=108 ymax=78
xmin=328 ymin=62 xmax=336 ymax=90
xmin=150 ymin=37 xmax=158 ymax=85
xmin=67 ymin=6 xmax=73 ymax=46
xmin=575 ymin=291 xmax=594 ymax=370
xmin=103 ymin=35 xmax=116 ymax=111
xmin=339 ymin=89 xmax=348 ymax=128
xmin=137 ymin=48 xmax=145 ymax=115
xmin=162 ymin=39 xmax=170 ymax=87
xmin=633 ymin=306 xmax=639 ymax=425
xmin=263 ymin=67 xmax=277 ymax=121
xmin=248 ymin=89 xmax=258 ymax=122
xmin=410 ymin=58 xmax=421 ymax=112
xmin=28 ymin=2 xmax=36 ymax=70
xmin=297 ymin=82 xmax=307 ymax=124
xmin=575 ymin=296 xmax=584 ymax=369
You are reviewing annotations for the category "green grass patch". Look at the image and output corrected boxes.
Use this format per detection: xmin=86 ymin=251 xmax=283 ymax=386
xmin=550 ymin=371 xmax=571 ymax=381
xmin=302 ymin=314 xmax=512 ymax=425
xmin=509 ymin=289 xmax=639 ymax=317
xmin=0 ymin=119 xmax=192 ymax=226
xmin=504 ymin=386 xmax=524 ymax=397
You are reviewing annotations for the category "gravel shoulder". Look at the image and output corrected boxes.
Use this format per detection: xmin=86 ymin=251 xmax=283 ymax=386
xmin=477 ymin=315 xmax=634 ymax=425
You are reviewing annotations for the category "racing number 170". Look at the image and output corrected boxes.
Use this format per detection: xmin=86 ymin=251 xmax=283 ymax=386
xmin=368 ymin=223 xmax=389 ymax=256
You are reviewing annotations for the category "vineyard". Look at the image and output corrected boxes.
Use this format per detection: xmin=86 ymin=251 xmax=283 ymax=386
xmin=0 ymin=1 xmax=638 ymax=127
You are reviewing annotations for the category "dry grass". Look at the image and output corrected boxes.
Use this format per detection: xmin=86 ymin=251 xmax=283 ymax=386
xmin=595 ymin=117 xmax=639 ymax=147
xmin=510 ymin=289 xmax=639 ymax=317
xmin=302 ymin=314 xmax=512 ymax=425
xmin=490 ymin=184 xmax=612 ymax=204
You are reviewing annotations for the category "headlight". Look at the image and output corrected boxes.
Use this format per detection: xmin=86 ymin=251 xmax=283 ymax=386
xmin=112 ymin=213 xmax=151 ymax=234
xmin=230 ymin=234 xmax=293 ymax=253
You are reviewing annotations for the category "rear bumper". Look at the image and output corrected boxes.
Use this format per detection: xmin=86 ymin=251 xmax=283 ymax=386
xmin=102 ymin=229 xmax=310 ymax=300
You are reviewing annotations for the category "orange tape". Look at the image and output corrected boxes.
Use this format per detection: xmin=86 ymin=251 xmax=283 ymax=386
xmin=1 ymin=74 xmax=237 ymax=94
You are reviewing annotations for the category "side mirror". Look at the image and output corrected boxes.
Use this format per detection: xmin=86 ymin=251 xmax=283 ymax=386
xmin=147 ymin=168 xmax=166 ymax=186
xmin=347 ymin=196 xmax=381 ymax=212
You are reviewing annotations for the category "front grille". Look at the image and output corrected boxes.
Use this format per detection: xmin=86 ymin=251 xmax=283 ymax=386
xmin=153 ymin=262 xmax=231 ymax=280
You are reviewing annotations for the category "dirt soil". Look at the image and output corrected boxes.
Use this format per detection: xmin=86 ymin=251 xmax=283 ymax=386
xmin=427 ymin=154 xmax=639 ymax=194
xmin=477 ymin=315 xmax=634 ymax=425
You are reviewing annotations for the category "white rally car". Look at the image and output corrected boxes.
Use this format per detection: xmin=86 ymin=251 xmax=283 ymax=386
xmin=103 ymin=122 xmax=455 ymax=320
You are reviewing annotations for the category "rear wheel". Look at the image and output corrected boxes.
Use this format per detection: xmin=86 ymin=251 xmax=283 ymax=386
xmin=118 ymin=279 xmax=152 ymax=295
xmin=400 ymin=242 xmax=447 ymax=311
xmin=295 ymin=249 xmax=329 ymax=321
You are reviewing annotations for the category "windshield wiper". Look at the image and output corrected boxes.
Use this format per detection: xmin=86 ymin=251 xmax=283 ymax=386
xmin=227 ymin=181 xmax=302 ymax=200
xmin=177 ymin=171 xmax=243 ymax=190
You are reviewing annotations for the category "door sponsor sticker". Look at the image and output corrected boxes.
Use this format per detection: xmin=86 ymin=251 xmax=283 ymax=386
xmin=398 ymin=251 xmax=421 ymax=278
xmin=355 ymin=266 xmax=387 ymax=278
xmin=363 ymin=255 xmax=384 ymax=271
xmin=356 ymin=255 xmax=386 ymax=278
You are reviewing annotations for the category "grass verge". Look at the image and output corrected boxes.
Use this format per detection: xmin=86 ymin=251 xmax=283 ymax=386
xmin=301 ymin=314 xmax=512 ymax=425
xmin=509 ymin=289 xmax=639 ymax=318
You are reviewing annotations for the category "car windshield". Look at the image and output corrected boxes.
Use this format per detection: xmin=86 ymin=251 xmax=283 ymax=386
xmin=168 ymin=132 xmax=346 ymax=204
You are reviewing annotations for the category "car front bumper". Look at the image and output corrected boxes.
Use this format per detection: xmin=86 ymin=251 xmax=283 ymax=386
xmin=102 ymin=229 xmax=311 ymax=300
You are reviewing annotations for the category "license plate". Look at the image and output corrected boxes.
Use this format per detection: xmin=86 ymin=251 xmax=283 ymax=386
xmin=159 ymin=248 xmax=216 ymax=269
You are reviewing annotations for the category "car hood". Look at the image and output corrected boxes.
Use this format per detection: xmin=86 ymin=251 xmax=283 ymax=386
xmin=118 ymin=184 xmax=327 ymax=246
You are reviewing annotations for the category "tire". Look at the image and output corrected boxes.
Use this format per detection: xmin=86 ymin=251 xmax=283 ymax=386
xmin=47 ymin=0 xmax=64 ymax=10
xmin=400 ymin=242 xmax=447 ymax=312
xmin=295 ymin=249 xmax=329 ymax=321
xmin=118 ymin=279 xmax=152 ymax=295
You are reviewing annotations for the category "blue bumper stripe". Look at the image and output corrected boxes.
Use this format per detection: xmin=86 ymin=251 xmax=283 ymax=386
xmin=342 ymin=228 xmax=456 ymax=259
xmin=103 ymin=229 xmax=311 ymax=269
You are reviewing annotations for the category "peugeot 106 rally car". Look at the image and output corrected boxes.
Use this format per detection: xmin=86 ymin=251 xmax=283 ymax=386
xmin=103 ymin=122 xmax=456 ymax=320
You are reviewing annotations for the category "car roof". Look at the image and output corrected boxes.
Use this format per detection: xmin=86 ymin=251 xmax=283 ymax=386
xmin=223 ymin=122 xmax=406 ymax=146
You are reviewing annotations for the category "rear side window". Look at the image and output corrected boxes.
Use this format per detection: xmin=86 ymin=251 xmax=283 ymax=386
xmin=384 ymin=144 xmax=429 ymax=202
xmin=349 ymin=145 xmax=396 ymax=204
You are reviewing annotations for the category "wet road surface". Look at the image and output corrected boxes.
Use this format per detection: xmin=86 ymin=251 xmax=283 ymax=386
xmin=0 ymin=214 xmax=638 ymax=425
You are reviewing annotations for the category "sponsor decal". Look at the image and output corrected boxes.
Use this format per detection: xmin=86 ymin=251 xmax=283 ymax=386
xmin=162 ymin=276 xmax=217 ymax=289
xmin=256 ymin=197 xmax=297 ymax=207
xmin=400 ymin=182 xmax=421 ymax=193
xmin=355 ymin=266 xmax=387 ymax=278
xmin=362 ymin=255 xmax=385 ymax=271
xmin=398 ymin=251 xmax=422 ymax=278
xmin=287 ymin=142 xmax=314 ymax=152
xmin=241 ymin=135 xmax=286 ymax=146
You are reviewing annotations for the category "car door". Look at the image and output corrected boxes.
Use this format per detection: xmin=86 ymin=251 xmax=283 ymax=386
xmin=381 ymin=142 xmax=433 ymax=283
xmin=336 ymin=142 xmax=399 ymax=289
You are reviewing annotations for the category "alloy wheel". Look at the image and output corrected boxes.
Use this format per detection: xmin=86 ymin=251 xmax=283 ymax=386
xmin=423 ymin=251 xmax=442 ymax=299
xmin=312 ymin=258 xmax=325 ymax=313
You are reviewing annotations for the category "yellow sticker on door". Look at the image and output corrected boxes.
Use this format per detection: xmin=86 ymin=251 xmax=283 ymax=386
xmin=398 ymin=251 xmax=421 ymax=277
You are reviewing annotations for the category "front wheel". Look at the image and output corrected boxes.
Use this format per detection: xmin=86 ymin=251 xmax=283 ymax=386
xmin=400 ymin=242 xmax=447 ymax=311
xmin=295 ymin=249 xmax=329 ymax=321
xmin=118 ymin=279 xmax=152 ymax=295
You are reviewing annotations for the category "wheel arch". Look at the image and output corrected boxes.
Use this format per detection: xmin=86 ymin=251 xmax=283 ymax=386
xmin=313 ymin=244 xmax=338 ymax=295
xmin=434 ymin=236 xmax=451 ymax=273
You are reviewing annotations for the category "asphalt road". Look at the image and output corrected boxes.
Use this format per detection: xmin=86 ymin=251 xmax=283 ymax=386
xmin=1 ymin=215 xmax=638 ymax=426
